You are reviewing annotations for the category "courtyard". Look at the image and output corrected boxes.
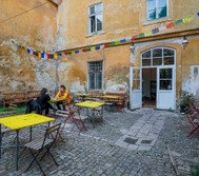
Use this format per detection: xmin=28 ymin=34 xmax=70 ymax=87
xmin=0 ymin=108 xmax=198 ymax=176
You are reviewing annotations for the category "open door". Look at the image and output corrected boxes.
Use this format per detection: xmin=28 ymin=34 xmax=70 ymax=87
xmin=157 ymin=66 xmax=176 ymax=110
xmin=130 ymin=67 xmax=142 ymax=109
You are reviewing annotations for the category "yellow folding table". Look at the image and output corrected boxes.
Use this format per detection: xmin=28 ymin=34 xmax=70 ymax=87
xmin=75 ymin=101 xmax=105 ymax=127
xmin=0 ymin=113 xmax=55 ymax=171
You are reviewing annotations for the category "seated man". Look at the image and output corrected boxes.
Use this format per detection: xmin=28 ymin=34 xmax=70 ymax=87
xmin=54 ymin=85 xmax=69 ymax=110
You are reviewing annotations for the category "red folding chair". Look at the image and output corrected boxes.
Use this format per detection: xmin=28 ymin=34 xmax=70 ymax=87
xmin=187 ymin=102 xmax=199 ymax=137
xmin=55 ymin=106 xmax=87 ymax=135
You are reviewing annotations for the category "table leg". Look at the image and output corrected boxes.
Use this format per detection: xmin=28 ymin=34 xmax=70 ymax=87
xmin=29 ymin=127 xmax=32 ymax=142
xmin=16 ymin=130 xmax=19 ymax=171
xmin=0 ymin=124 xmax=2 ymax=159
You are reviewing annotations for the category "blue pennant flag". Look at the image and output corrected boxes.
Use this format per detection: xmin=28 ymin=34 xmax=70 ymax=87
xmin=75 ymin=50 xmax=80 ymax=54
xmin=120 ymin=39 xmax=127 ymax=43
xmin=27 ymin=48 xmax=33 ymax=55
xmin=41 ymin=52 xmax=47 ymax=59
xmin=197 ymin=12 xmax=199 ymax=17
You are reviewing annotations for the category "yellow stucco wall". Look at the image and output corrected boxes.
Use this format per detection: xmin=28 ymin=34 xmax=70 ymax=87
xmin=57 ymin=0 xmax=199 ymax=95
xmin=0 ymin=0 xmax=58 ymax=92
xmin=58 ymin=0 xmax=199 ymax=49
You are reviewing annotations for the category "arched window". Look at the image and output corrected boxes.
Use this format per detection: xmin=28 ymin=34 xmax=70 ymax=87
xmin=142 ymin=47 xmax=175 ymax=67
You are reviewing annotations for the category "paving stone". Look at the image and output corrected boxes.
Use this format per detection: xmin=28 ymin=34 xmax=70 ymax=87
xmin=0 ymin=109 xmax=198 ymax=176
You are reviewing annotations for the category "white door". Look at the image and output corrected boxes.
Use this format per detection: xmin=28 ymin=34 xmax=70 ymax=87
xmin=157 ymin=66 xmax=176 ymax=110
xmin=130 ymin=67 xmax=142 ymax=109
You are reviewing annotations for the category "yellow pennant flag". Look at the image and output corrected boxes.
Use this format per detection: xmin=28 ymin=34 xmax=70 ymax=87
xmin=183 ymin=15 xmax=194 ymax=24
xmin=38 ymin=52 xmax=41 ymax=59
xmin=54 ymin=53 xmax=58 ymax=59
xmin=145 ymin=31 xmax=152 ymax=37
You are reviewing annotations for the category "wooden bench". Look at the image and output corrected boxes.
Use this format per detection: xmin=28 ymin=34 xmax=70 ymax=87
xmin=1 ymin=91 xmax=40 ymax=107
xmin=103 ymin=92 xmax=127 ymax=111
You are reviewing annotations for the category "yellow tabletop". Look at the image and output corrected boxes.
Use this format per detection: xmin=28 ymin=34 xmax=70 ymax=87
xmin=76 ymin=101 xmax=105 ymax=109
xmin=0 ymin=114 xmax=55 ymax=130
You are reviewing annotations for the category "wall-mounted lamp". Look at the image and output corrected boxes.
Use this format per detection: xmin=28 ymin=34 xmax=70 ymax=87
xmin=182 ymin=36 xmax=189 ymax=48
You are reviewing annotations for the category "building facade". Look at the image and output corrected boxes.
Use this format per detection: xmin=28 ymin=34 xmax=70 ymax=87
xmin=56 ymin=0 xmax=199 ymax=110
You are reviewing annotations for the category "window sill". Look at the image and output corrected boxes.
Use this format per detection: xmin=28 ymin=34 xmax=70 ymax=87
xmin=86 ymin=31 xmax=105 ymax=38
xmin=143 ymin=17 xmax=172 ymax=26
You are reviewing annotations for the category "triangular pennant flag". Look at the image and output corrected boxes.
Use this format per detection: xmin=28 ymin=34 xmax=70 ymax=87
xmin=75 ymin=50 xmax=80 ymax=54
xmin=100 ymin=44 xmax=105 ymax=49
xmin=33 ymin=51 xmax=38 ymax=56
xmin=27 ymin=48 xmax=33 ymax=55
xmin=37 ymin=52 xmax=41 ymax=59
xmin=47 ymin=54 xmax=51 ymax=59
xmin=145 ymin=31 xmax=152 ymax=37
xmin=82 ymin=48 xmax=91 ymax=52
xmin=90 ymin=46 xmax=96 ymax=51
xmin=54 ymin=53 xmax=58 ymax=59
xmin=65 ymin=51 xmax=72 ymax=55
xmin=159 ymin=25 xmax=167 ymax=32
xmin=115 ymin=40 xmax=121 ymax=45
xmin=175 ymin=19 xmax=183 ymax=25
xmin=41 ymin=52 xmax=47 ymax=60
xmin=166 ymin=21 xmax=175 ymax=29
xmin=131 ymin=35 xmax=137 ymax=42
xmin=104 ymin=43 xmax=109 ymax=48
xmin=183 ymin=15 xmax=194 ymax=23
xmin=152 ymin=27 xmax=160 ymax=34
xmin=95 ymin=45 xmax=101 ymax=50
xmin=138 ymin=33 xmax=145 ymax=38
xmin=120 ymin=39 xmax=127 ymax=43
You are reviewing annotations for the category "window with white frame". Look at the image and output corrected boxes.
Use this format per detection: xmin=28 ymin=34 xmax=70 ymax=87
xmin=89 ymin=3 xmax=103 ymax=34
xmin=88 ymin=61 xmax=103 ymax=90
xmin=147 ymin=0 xmax=168 ymax=21
xmin=142 ymin=48 xmax=175 ymax=67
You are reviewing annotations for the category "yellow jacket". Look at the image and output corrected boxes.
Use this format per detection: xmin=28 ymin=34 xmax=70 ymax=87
xmin=55 ymin=90 xmax=68 ymax=101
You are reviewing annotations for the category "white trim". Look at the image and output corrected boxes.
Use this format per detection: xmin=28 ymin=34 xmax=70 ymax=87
xmin=88 ymin=2 xmax=103 ymax=35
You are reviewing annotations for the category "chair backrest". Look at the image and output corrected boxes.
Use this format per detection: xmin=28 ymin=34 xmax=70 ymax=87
xmin=42 ymin=123 xmax=61 ymax=148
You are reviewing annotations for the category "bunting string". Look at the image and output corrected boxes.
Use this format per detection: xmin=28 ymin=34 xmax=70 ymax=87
xmin=19 ymin=11 xmax=199 ymax=60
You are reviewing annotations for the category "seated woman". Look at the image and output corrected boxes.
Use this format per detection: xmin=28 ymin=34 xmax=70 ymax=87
xmin=54 ymin=85 xmax=69 ymax=110
xmin=26 ymin=88 xmax=56 ymax=115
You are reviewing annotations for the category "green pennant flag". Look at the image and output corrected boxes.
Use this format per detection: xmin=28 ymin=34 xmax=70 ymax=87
xmin=139 ymin=33 xmax=145 ymax=38
xmin=175 ymin=19 xmax=183 ymax=25
xmin=114 ymin=40 xmax=121 ymax=45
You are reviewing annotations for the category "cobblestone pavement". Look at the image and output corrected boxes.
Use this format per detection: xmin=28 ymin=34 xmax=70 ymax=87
xmin=0 ymin=108 xmax=199 ymax=176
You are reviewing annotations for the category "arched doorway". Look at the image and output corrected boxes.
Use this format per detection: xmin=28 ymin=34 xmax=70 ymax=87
xmin=130 ymin=47 xmax=176 ymax=110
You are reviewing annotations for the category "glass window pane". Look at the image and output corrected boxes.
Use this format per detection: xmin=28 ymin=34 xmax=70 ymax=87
xmin=160 ymin=80 xmax=172 ymax=90
xmin=88 ymin=61 xmax=103 ymax=90
xmin=133 ymin=80 xmax=140 ymax=89
xmin=142 ymin=59 xmax=151 ymax=66
xmin=95 ymin=3 xmax=103 ymax=13
xmin=147 ymin=0 xmax=156 ymax=10
xmin=89 ymin=73 xmax=95 ymax=89
xmin=90 ymin=16 xmax=96 ymax=33
xmin=142 ymin=51 xmax=151 ymax=58
xmin=164 ymin=57 xmax=174 ymax=65
xmin=159 ymin=0 xmax=167 ymax=7
xmin=153 ymin=58 xmax=162 ymax=65
xmin=147 ymin=9 xmax=156 ymax=20
xmin=147 ymin=0 xmax=156 ymax=20
xmin=164 ymin=49 xmax=174 ymax=56
xmin=96 ymin=15 xmax=103 ymax=31
xmin=133 ymin=69 xmax=140 ymax=79
xmin=90 ymin=6 xmax=95 ymax=15
xmin=160 ymin=68 xmax=172 ymax=79
xmin=158 ymin=6 xmax=167 ymax=18
xmin=153 ymin=49 xmax=162 ymax=57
